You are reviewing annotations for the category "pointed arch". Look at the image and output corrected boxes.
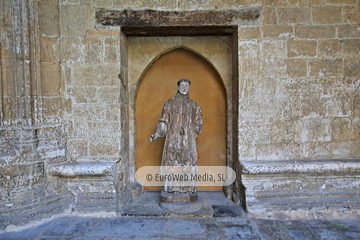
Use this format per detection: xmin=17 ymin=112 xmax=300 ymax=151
xmin=134 ymin=46 xmax=228 ymax=98
xmin=135 ymin=48 xmax=227 ymax=191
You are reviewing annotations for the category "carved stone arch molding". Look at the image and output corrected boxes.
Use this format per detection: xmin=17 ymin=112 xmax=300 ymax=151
xmin=95 ymin=8 xmax=261 ymax=210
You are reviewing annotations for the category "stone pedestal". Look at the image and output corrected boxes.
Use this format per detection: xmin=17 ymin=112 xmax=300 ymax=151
xmin=160 ymin=190 xmax=204 ymax=213
xmin=160 ymin=197 xmax=205 ymax=213
xmin=160 ymin=190 xmax=198 ymax=203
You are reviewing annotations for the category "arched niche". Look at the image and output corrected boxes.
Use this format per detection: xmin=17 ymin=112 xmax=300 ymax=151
xmin=135 ymin=48 xmax=227 ymax=191
xmin=125 ymin=36 xmax=236 ymax=199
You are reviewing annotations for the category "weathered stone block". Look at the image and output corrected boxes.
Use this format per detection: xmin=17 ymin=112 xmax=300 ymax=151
xmin=42 ymin=97 xmax=61 ymax=117
xmin=291 ymin=98 xmax=326 ymax=119
xmin=277 ymin=8 xmax=311 ymax=24
xmin=67 ymin=139 xmax=88 ymax=160
xmin=88 ymin=122 xmax=120 ymax=138
xmin=238 ymin=27 xmax=260 ymax=39
xmin=239 ymin=78 xmax=276 ymax=99
xmin=72 ymin=66 xmax=119 ymax=86
xmin=68 ymin=86 xmax=98 ymax=104
xmin=354 ymin=96 xmax=360 ymax=117
xmin=338 ymin=24 xmax=360 ymax=38
xmin=0 ymin=162 xmax=45 ymax=202
xmin=62 ymin=37 xmax=81 ymax=64
xmin=320 ymin=78 xmax=356 ymax=97
xmin=287 ymin=40 xmax=317 ymax=57
xmin=325 ymin=97 xmax=352 ymax=117
xmin=270 ymin=120 xmax=293 ymax=143
xmin=294 ymin=119 xmax=331 ymax=143
xmin=112 ymin=0 xmax=143 ymax=8
xmin=61 ymin=4 xmax=94 ymax=36
xmin=295 ymin=26 xmax=336 ymax=38
xmin=238 ymin=120 xmax=270 ymax=145
xmin=238 ymin=40 xmax=260 ymax=59
xmin=344 ymin=58 xmax=360 ymax=77
xmin=87 ymin=30 xmax=119 ymax=36
xmin=263 ymin=26 xmax=293 ymax=38
xmin=217 ymin=0 xmax=260 ymax=8
xmin=97 ymin=87 xmax=120 ymax=103
xmin=89 ymin=138 xmax=120 ymax=156
xmin=49 ymin=162 xmax=116 ymax=177
xmin=82 ymin=37 xmax=103 ymax=64
xmin=318 ymin=40 xmax=340 ymax=57
xmin=332 ymin=117 xmax=351 ymax=141
xmin=341 ymin=39 xmax=360 ymax=56
xmin=87 ymin=0 xmax=112 ymax=8
xmin=262 ymin=0 xmax=288 ymax=6
xmin=345 ymin=13 xmax=360 ymax=24
xmin=69 ymin=118 xmax=89 ymax=138
xmin=73 ymin=105 xmax=106 ymax=121
xmin=311 ymin=141 xmax=360 ymax=158
xmin=262 ymin=40 xmax=287 ymax=59
xmin=238 ymin=144 xmax=256 ymax=161
xmin=179 ymin=0 xmax=217 ymax=10
xmin=287 ymin=0 xmax=322 ymax=6
xmin=41 ymin=64 xmax=60 ymax=96
xmin=325 ymin=0 xmax=356 ymax=4
xmin=312 ymin=6 xmax=342 ymax=24
xmin=154 ymin=0 xmax=178 ymax=10
xmin=285 ymin=59 xmax=307 ymax=77
xmin=256 ymin=143 xmax=309 ymax=160
xmin=40 ymin=37 xmax=60 ymax=63
xmin=262 ymin=58 xmax=287 ymax=78
xmin=239 ymin=98 xmax=291 ymax=119
xmin=104 ymin=38 xmax=120 ymax=64
xmin=309 ymin=59 xmax=342 ymax=77
xmin=39 ymin=0 xmax=59 ymax=36
xmin=262 ymin=7 xmax=276 ymax=24
xmin=105 ymin=105 xmax=121 ymax=122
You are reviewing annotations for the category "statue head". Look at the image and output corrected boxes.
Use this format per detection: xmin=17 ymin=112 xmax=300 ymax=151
xmin=177 ymin=79 xmax=191 ymax=95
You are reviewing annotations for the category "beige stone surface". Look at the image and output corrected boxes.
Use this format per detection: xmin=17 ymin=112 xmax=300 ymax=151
xmin=238 ymin=27 xmax=260 ymax=39
xmin=61 ymin=4 xmax=94 ymax=36
xmin=338 ymin=24 xmax=360 ymax=38
xmin=89 ymin=138 xmax=120 ymax=156
xmin=309 ymin=59 xmax=343 ymax=77
xmin=325 ymin=0 xmax=356 ymax=4
xmin=287 ymin=40 xmax=317 ymax=57
xmin=262 ymin=7 xmax=276 ymax=24
xmin=285 ymin=59 xmax=307 ymax=77
xmin=294 ymin=119 xmax=331 ymax=143
xmin=295 ymin=26 xmax=336 ymax=38
xmin=41 ymin=64 xmax=61 ymax=96
xmin=72 ymin=66 xmax=119 ymax=85
xmin=277 ymin=8 xmax=311 ymax=24
xmin=263 ymin=26 xmax=293 ymax=38
xmin=39 ymin=0 xmax=59 ymax=36
xmin=344 ymin=58 xmax=360 ymax=77
xmin=62 ymin=37 xmax=82 ymax=64
xmin=312 ymin=6 xmax=342 ymax=24
xmin=40 ymin=37 xmax=60 ymax=63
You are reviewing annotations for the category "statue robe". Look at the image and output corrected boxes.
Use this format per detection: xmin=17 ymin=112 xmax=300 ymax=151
xmin=153 ymin=92 xmax=202 ymax=192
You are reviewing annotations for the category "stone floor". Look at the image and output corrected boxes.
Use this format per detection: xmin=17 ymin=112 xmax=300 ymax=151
xmin=0 ymin=192 xmax=359 ymax=240
xmin=1 ymin=216 xmax=359 ymax=240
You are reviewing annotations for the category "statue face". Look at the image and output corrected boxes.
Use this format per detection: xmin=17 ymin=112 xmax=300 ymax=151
xmin=178 ymin=82 xmax=190 ymax=95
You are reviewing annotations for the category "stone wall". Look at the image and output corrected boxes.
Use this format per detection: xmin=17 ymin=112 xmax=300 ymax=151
xmin=0 ymin=0 xmax=359 ymax=230
xmin=237 ymin=0 xmax=360 ymax=161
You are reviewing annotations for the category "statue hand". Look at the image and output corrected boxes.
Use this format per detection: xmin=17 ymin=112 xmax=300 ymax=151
xmin=149 ymin=134 xmax=156 ymax=142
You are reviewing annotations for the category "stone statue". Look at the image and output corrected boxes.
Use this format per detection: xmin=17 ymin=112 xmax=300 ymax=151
xmin=150 ymin=79 xmax=202 ymax=200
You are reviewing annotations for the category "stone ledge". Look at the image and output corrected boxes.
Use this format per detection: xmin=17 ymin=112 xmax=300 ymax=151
xmin=241 ymin=159 xmax=360 ymax=175
xmin=96 ymin=8 xmax=260 ymax=27
xmin=48 ymin=162 xmax=116 ymax=177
